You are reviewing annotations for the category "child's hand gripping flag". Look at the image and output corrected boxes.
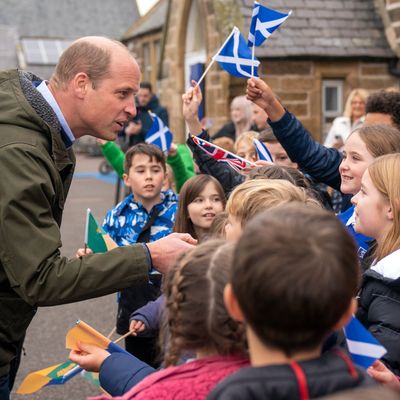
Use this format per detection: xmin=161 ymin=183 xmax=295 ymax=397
xmin=248 ymin=2 xmax=292 ymax=47
xmin=254 ymin=138 xmax=273 ymax=162
xmin=344 ymin=316 xmax=387 ymax=369
xmin=145 ymin=112 xmax=173 ymax=153
xmin=85 ymin=208 xmax=117 ymax=253
xmin=192 ymin=135 xmax=256 ymax=173
xmin=17 ymin=320 xmax=130 ymax=394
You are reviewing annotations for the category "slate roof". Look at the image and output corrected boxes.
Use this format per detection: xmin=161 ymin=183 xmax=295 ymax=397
xmin=239 ymin=0 xmax=395 ymax=58
xmin=122 ymin=0 xmax=167 ymax=40
xmin=0 ymin=0 xmax=140 ymax=39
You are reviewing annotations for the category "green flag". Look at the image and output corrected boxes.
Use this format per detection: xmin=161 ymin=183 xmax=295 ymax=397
xmin=85 ymin=209 xmax=117 ymax=253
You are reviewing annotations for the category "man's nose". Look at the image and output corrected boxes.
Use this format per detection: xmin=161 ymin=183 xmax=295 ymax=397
xmin=125 ymin=98 xmax=137 ymax=117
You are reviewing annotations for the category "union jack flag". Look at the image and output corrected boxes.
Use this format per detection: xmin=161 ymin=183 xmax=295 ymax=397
xmin=191 ymin=135 xmax=255 ymax=173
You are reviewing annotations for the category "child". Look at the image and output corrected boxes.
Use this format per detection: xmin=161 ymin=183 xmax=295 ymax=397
xmin=224 ymin=179 xmax=320 ymax=241
xmin=352 ymin=154 xmax=400 ymax=375
xmin=246 ymin=77 xmax=400 ymax=259
xmin=70 ymin=240 xmax=249 ymax=399
xmin=128 ymin=174 xmax=226 ymax=337
xmin=102 ymin=143 xmax=178 ymax=367
xmin=209 ymin=204 xmax=373 ymax=399
xmin=234 ymin=131 xmax=259 ymax=163
xmin=173 ymin=174 xmax=225 ymax=242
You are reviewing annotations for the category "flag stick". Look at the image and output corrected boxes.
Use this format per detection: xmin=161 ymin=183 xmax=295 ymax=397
xmin=194 ymin=60 xmax=216 ymax=89
xmin=106 ymin=326 xmax=116 ymax=339
xmin=84 ymin=208 xmax=90 ymax=252
xmin=194 ymin=27 xmax=238 ymax=89
xmin=113 ymin=329 xmax=137 ymax=344
xmin=251 ymin=44 xmax=255 ymax=77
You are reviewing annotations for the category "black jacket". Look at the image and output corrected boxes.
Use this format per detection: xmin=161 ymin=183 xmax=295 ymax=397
xmin=187 ymin=129 xmax=244 ymax=196
xmin=357 ymin=257 xmax=400 ymax=375
xmin=208 ymin=349 xmax=373 ymax=400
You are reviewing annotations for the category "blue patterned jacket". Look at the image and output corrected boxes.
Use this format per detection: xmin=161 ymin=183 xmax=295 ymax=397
xmin=102 ymin=190 xmax=178 ymax=246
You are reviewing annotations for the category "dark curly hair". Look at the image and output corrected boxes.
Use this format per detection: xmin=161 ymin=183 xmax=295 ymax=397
xmin=366 ymin=90 xmax=400 ymax=130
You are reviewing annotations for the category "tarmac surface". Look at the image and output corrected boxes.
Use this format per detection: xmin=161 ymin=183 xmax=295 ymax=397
xmin=12 ymin=154 xmax=125 ymax=399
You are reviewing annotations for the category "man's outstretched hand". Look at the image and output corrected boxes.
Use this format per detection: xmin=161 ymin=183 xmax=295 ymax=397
xmin=147 ymin=233 xmax=197 ymax=274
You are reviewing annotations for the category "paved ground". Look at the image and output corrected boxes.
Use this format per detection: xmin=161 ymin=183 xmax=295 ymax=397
xmin=12 ymin=154 xmax=125 ymax=399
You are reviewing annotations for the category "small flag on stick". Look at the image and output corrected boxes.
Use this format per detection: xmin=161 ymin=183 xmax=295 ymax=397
xmin=17 ymin=361 xmax=82 ymax=394
xmin=192 ymin=135 xmax=256 ymax=173
xmin=254 ymin=138 xmax=273 ymax=162
xmin=145 ymin=112 xmax=173 ymax=153
xmin=85 ymin=209 xmax=117 ymax=253
xmin=248 ymin=2 xmax=292 ymax=48
xmin=17 ymin=321 xmax=130 ymax=394
xmin=344 ymin=316 xmax=387 ymax=369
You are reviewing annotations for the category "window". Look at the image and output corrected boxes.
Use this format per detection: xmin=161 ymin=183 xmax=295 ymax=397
xmin=322 ymin=80 xmax=344 ymax=139
xmin=21 ymin=38 xmax=72 ymax=65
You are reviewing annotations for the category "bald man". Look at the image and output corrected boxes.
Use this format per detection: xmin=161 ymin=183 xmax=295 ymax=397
xmin=0 ymin=37 xmax=194 ymax=398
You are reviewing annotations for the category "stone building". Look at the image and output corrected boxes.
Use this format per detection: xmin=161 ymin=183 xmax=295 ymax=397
xmin=125 ymin=0 xmax=400 ymax=143
xmin=0 ymin=0 xmax=140 ymax=78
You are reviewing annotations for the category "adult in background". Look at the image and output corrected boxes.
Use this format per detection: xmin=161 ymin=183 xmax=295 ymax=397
xmin=123 ymin=81 xmax=169 ymax=147
xmin=0 ymin=36 xmax=194 ymax=400
xmin=212 ymin=96 xmax=253 ymax=141
xmin=324 ymin=88 xmax=368 ymax=149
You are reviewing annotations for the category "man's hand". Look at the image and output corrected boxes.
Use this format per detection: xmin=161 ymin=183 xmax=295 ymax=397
xmin=125 ymin=120 xmax=142 ymax=136
xmin=69 ymin=341 xmax=110 ymax=372
xmin=147 ymin=233 xmax=197 ymax=274
xmin=182 ymin=81 xmax=203 ymax=135
xmin=246 ymin=78 xmax=285 ymax=122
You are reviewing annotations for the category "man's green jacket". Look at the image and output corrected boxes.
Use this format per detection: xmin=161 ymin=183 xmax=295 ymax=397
xmin=0 ymin=70 xmax=150 ymax=376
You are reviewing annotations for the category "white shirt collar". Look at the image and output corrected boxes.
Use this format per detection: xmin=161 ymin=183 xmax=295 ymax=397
xmin=36 ymin=80 xmax=75 ymax=148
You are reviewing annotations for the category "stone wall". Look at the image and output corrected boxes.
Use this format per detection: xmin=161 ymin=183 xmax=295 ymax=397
xmin=202 ymin=58 xmax=398 ymax=142
xmin=159 ymin=0 xmax=235 ymax=143
xmin=125 ymin=31 xmax=163 ymax=91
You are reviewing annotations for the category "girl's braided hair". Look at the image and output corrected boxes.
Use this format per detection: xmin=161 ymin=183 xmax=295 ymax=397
xmin=161 ymin=240 xmax=246 ymax=366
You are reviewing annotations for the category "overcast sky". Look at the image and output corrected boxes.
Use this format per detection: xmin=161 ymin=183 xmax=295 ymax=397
xmin=136 ymin=0 xmax=158 ymax=15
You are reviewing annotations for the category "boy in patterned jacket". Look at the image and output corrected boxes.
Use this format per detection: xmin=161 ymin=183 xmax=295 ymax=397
xmin=103 ymin=143 xmax=178 ymax=367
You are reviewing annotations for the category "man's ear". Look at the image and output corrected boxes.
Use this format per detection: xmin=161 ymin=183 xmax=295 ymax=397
xmin=224 ymin=283 xmax=245 ymax=322
xmin=332 ymin=297 xmax=357 ymax=330
xmin=72 ymin=72 xmax=91 ymax=99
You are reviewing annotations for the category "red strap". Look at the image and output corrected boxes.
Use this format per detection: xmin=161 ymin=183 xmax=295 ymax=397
xmin=333 ymin=349 xmax=358 ymax=379
xmin=290 ymin=361 xmax=309 ymax=400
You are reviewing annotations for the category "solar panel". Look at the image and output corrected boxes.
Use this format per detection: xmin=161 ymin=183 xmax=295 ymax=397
xmin=21 ymin=38 xmax=72 ymax=65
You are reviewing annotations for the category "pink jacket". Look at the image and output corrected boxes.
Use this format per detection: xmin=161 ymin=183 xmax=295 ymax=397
xmin=90 ymin=354 xmax=249 ymax=400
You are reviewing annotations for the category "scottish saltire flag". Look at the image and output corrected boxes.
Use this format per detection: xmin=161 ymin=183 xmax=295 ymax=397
xmin=213 ymin=27 xmax=260 ymax=78
xmin=85 ymin=209 xmax=117 ymax=253
xmin=17 ymin=361 xmax=82 ymax=394
xmin=344 ymin=316 xmax=386 ymax=369
xmin=254 ymin=138 xmax=273 ymax=162
xmin=145 ymin=112 xmax=173 ymax=153
xmin=248 ymin=2 xmax=292 ymax=47
xmin=192 ymin=135 xmax=255 ymax=173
